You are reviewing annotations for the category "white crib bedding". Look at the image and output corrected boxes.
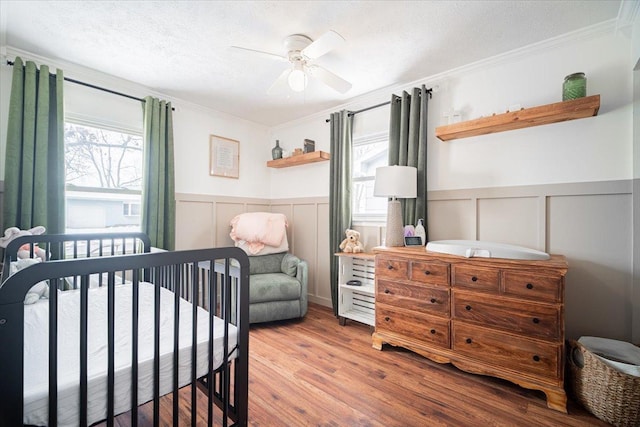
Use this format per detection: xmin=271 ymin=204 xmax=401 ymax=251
xmin=23 ymin=282 xmax=238 ymax=427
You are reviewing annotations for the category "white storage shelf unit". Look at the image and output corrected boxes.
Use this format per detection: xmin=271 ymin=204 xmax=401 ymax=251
xmin=337 ymin=253 xmax=376 ymax=326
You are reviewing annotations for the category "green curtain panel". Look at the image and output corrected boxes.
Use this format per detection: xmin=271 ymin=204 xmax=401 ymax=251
xmin=3 ymin=57 xmax=65 ymax=234
xmin=388 ymin=85 xmax=429 ymax=238
xmin=142 ymin=96 xmax=176 ymax=250
xmin=329 ymin=110 xmax=353 ymax=315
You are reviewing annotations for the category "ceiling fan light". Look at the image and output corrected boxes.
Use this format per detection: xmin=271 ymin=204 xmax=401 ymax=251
xmin=288 ymin=68 xmax=307 ymax=92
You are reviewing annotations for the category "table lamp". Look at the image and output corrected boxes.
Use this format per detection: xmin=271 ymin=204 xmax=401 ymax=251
xmin=374 ymin=165 xmax=417 ymax=247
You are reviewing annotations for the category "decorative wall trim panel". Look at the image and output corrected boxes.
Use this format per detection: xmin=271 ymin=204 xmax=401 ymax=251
xmin=355 ymin=179 xmax=636 ymax=342
xmin=176 ymin=193 xmax=332 ymax=309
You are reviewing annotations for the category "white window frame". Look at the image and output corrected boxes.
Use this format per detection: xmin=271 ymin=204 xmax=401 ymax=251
xmin=123 ymin=201 xmax=141 ymax=217
xmin=352 ymin=132 xmax=389 ymax=224
xmin=64 ymin=116 xmax=144 ymax=232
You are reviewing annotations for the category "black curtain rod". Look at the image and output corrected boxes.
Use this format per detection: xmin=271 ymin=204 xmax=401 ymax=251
xmin=325 ymin=87 xmax=432 ymax=123
xmin=6 ymin=60 xmax=175 ymax=111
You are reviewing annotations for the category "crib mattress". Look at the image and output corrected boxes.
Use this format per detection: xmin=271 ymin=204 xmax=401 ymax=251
xmin=23 ymin=282 xmax=238 ymax=426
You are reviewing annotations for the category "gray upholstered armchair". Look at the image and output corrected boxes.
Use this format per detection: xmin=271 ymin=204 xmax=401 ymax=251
xmin=247 ymin=252 xmax=308 ymax=324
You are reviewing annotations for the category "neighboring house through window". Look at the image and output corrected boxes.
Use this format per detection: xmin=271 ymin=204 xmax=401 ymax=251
xmin=352 ymin=132 xmax=388 ymax=222
xmin=64 ymin=122 xmax=143 ymax=233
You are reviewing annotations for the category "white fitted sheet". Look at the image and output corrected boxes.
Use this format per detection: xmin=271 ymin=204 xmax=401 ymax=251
xmin=23 ymin=282 xmax=238 ymax=426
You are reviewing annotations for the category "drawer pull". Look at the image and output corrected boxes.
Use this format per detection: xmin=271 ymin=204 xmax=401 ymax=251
xmin=424 ymin=270 xmax=431 ymax=275
xmin=533 ymin=355 xmax=540 ymax=362
xmin=384 ymin=289 xmax=390 ymax=294
xmin=430 ymin=329 xmax=436 ymax=334
xmin=532 ymin=317 xmax=540 ymax=324
xmin=387 ymin=265 xmax=394 ymax=270
xmin=471 ymin=276 xmax=478 ymax=282
xmin=465 ymin=305 xmax=472 ymax=311
xmin=465 ymin=338 xmax=472 ymax=344
xmin=526 ymin=283 xmax=534 ymax=289
xmin=430 ymin=298 xmax=437 ymax=303
xmin=384 ymin=316 xmax=390 ymax=322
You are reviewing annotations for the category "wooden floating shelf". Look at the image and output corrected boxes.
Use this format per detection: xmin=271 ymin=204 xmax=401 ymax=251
xmin=435 ymin=95 xmax=600 ymax=141
xmin=267 ymin=150 xmax=330 ymax=168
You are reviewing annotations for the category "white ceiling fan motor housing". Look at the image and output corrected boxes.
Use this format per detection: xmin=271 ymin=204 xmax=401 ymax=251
xmin=284 ymin=34 xmax=313 ymax=62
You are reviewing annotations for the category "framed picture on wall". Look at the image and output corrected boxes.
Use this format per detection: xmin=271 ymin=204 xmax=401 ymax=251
xmin=210 ymin=134 xmax=239 ymax=179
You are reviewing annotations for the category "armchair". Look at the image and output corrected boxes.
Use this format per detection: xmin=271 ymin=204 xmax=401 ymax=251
xmin=247 ymin=252 xmax=308 ymax=324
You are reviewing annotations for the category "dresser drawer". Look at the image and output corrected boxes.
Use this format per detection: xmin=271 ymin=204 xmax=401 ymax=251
xmin=410 ymin=260 xmax=450 ymax=286
xmin=452 ymin=265 xmax=500 ymax=292
xmin=502 ymin=271 xmax=563 ymax=303
xmin=452 ymin=290 xmax=561 ymax=340
xmin=377 ymin=279 xmax=450 ymax=316
xmin=376 ymin=256 xmax=409 ymax=280
xmin=376 ymin=303 xmax=450 ymax=348
xmin=453 ymin=323 xmax=561 ymax=380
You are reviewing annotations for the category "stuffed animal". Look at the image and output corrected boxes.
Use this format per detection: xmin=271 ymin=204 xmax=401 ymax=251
xmin=0 ymin=226 xmax=47 ymax=261
xmin=339 ymin=229 xmax=364 ymax=253
xmin=9 ymin=258 xmax=49 ymax=304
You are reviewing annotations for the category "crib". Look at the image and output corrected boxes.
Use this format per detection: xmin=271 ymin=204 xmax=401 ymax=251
xmin=0 ymin=233 xmax=249 ymax=426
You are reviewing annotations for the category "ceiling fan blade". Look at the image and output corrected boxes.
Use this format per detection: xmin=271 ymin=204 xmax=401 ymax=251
xmin=301 ymin=30 xmax=345 ymax=59
xmin=307 ymin=64 xmax=352 ymax=94
xmin=267 ymin=68 xmax=292 ymax=95
xmin=230 ymin=46 xmax=288 ymax=62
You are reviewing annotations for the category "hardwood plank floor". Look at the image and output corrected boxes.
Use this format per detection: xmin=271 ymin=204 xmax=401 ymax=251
xmin=111 ymin=303 xmax=609 ymax=426
xmin=246 ymin=303 xmax=608 ymax=427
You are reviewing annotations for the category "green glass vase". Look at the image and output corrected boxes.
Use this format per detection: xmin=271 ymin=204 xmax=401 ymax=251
xmin=563 ymin=72 xmax=586 ymax=101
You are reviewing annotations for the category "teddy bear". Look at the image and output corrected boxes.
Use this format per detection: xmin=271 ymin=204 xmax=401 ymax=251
xmin=0 ymin=225 xmax=47 ymax=261
xmin=339 ymin=229 xmax=364 ymax=253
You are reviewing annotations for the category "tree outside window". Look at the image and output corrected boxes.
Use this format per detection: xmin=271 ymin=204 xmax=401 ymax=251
xmin=64 ymin=123 xmax=143 ymax=232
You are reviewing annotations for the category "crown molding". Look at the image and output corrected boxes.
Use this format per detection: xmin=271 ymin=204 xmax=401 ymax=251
xmin=2 ymin=46 xmax=270 ymax=132
xmin=271 ymin=20 xmax=618 ymax=131
xmin=3 ymin=17 xmax=620 ymax=134
xmin=617 ymin=0 xmax=640 ymax=28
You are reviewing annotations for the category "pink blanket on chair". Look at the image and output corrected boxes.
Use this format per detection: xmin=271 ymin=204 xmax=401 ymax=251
xmin=229 ymin=212 xmax=288 ymax=255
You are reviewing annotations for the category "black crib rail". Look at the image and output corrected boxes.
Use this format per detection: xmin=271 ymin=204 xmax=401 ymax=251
xmin=0 ymin=247 xmax=249 ymax=427
xmin=1 ymin=232 xmax=152 ymax=283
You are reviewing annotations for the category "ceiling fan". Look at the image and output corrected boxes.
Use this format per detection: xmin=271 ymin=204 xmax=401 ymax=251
xmin=231 ymin=30 xmax=352 ymax=94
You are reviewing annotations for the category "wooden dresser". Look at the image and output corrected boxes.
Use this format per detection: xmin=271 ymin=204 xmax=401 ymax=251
xmin=372 ymin=246 xmax=568 ymax=412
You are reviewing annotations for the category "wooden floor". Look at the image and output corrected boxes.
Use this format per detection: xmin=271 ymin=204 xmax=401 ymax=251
xmin=246 ymin=303 xmax=608 ymax=427
xmin=111 ymin=303 xmax=609 ymax=426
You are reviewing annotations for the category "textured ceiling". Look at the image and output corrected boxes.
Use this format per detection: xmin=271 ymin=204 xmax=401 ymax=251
xmin=0 ymin=1 xmax=623 ymax=126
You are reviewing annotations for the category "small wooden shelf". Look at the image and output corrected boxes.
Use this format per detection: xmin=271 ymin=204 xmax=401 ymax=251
xmin=336 ymin=252 xmax=376 ymax=327
xmin=435 ymin=95 xmax=600 ymax=141
xmin=267 ymin=150 xmax=330 ymax=168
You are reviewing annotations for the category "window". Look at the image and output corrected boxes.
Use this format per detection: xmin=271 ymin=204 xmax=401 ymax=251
xmin=352 ymin=132 xmax=388 ymax=222
xmin=64 ymin=122 xmax=143 ymax=233
xmin=123 ymin=202 xmax=141 ymax=217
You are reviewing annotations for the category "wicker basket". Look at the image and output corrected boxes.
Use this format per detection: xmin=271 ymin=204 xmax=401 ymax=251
xmin=568 ymin=340 xmax=640 ymax=427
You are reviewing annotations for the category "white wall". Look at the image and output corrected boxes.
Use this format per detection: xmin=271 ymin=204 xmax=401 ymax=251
xmin=0 ymin=49 xmax=272 ymax=199
xmin=634 ymin=15 xmax=640 ymax=181
xmin=431 ymin=33 xmax=631 ymax=190
xmin=269 ymin=29 xmax=632 ymax=199
xmin=172 ymin=104 xmax=270 ymax=198
xmin=0 ymin=62 xmax=11 ymax=181
xmin=631 ymin=10 xmax=640 ymax=344
xmin=270 ymin=26 xmax=638 ymax=341
xmin=3 ymin=28 xmax=630 ymax=201
xmin=267 ymin=116 xmax=332 ymax=199
xmin=268 ymin=97 xmax=392 ymax=199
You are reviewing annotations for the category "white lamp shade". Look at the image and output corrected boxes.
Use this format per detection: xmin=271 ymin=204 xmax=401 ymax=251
xmin=373 ymin=166 xmax=417 ymax=199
